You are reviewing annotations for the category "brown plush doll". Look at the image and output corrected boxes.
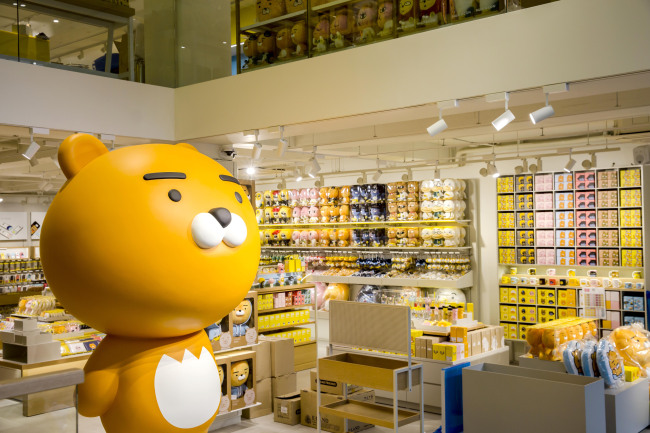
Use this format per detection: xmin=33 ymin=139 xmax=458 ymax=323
xmin=276 ymin=27 xmax=294 ymax=60
xmin=285 ymin=0 xmax=305 ymax=13
xmin=330 ymin=7 xmax=353 ymax=49
xmin=377 ymin=0 xmax=394 ymax=37
xmin=256 ymin=30 xmax=276 ymax=65
xmin=398 ymin=0 xmax=417 ymax=31
xmin=419 ymin=0 xmax=446 ymax=26
xmin=256 ymin=0 xmax=285 ymax=22
xmin=355 ymin=2 xmax=377 ymax=44
xmin=242 ymin=34 xmax=258 ymax=69
xmin=290 ymin=20 xmax=307 ymax=56
xmin=312 ymin=15 xmax=330 ymax=53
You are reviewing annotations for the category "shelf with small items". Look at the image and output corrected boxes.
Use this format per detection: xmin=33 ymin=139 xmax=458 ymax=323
xmin=258 ymin=321 xmax=315 ymax=333
xmin=258 ymin=303 xmax=315 ymax=314
xmin=254 ymin=283 xmax=315 ymax=293
xmin=241 ymin=10 xmax=306 ymax=32
xmin=260 ymin=246 xmax=472 ymax=251
xmin=259 ymin=220 xmax=470 ymax=228
xmin=307 ymin=271 xmax=473 ymax=289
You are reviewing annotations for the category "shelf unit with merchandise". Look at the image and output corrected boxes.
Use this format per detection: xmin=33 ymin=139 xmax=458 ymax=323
xmin=496 ymin=166 xmax=649 ymax=343
xmin=255 ymin=283 xmax=317 ymax=344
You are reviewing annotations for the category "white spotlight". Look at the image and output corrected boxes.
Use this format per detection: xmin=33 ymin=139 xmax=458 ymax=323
xmin=529 ymin=105 xmax=555 ymax=125
xmin=372 ymin=170 xmax=383 ymax=182
xmin=529 ymin=163 xmax=538 ymax=174
xmin=22 ymin=141 xmax=40 ymax=160
xmin=564 ymin=157 xmax=576 ymax=172
xmin=356 ymin=176 xmax=364 ymax=184
xmin=277 ymin=138 xmax=288 ymax=157
xmin=487 ymin=162 xmax=500 ymax=178
xmin=427 ymin=118 xmax=447 ymax=137
xmin=252 ymin=142 xmax=262 ymax=160
xmin=310 ymin=157 xmax=321 ymax=175
xmin=492 ymin=110 xmax=515 ymax=131
xmin=246 ymin=166 xmax=256 ymax=175
xmin=479 ymin=165 xmax=488 ymax=177
xmin=0 ymin=198 xmax=3 ymax=203
xmin=401 ymin=173 xmax=409 ymax=181
xmin=296 ymin=170 xmax=304 ymax=182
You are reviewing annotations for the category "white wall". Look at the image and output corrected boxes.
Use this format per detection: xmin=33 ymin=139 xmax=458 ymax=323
xmin=256 ymin=145 xmax=639 ymax=325
xmin=175 ymin=0 xmax=650 ymax=140
xmin=0 ymin=59 xmax=175 ymax=141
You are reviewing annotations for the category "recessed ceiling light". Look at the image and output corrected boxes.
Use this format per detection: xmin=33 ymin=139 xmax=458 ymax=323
xmin=53 ymin=19 xmax=59 ymax=23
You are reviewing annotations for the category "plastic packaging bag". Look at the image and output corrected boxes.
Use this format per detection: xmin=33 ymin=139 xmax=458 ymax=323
xmin=581 ymin=340 xmax=600 ymax=377
xmin=596 ymin=338 xmax=625 ymax=388
xmin=563 ymin=340 xmax=585 ymax=375
xmin=609 ymin=323 xmax=650 ymax=377
xmin=356 ymin=285 xmax=380 ymax=303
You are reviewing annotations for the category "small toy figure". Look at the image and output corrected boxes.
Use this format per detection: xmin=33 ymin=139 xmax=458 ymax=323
xmin=242 ymin=35 xmax=258 ymax=69
xmin=232 ymin=300 xmax=253 ymax=337
xmin=308 ymin=206 xmax=320 ymax=223
xmin=418 ymin=0 xmax=446 ymax=26
xmin=337 ymin=229 xmax=350 ymax=247
xmin=300 ymin=206 xmax=310 ymax=224
xmin=319 ymin=229 xmax=330 ymax=247
xmin=292 ymin=206 xmax=301 ymax=224
xmin=308 ymin=230 xmax=319 ymax=247
xmin=276 ymin=27 xmax=294 ymax=60
xmin=279 ymin=206 xmax=291 ymax=224
xmin=377 ymin=0 xmax=394 ymax=37
xmin=312 ymin=15 xmax=330 ymax=53
xmin=407 ymin=227 xmax=420 ymax=247
xmin=299 ymin=230 xmax=310 ymax=246
xmin=398 ymin=0 xmax=416 ymax=31
xmin=329 ymin=205 xmax=340 ymax=223
xmin=320 ymin=205 xmax=330 ymax=223
xmin=330 ymin=7 xmax=353 ymax=48
xmin=339 ymin=186 xmax=350 ymax=204
xmin=231 ymin=360 xmax=250 ymax=399
xmin=407 ymin=201 xmax=419 ymax=221
xmin=256 ymin=30 xmax=276 ymax=65
xmin=387 ymin=202 xmax=398 ymax=221
xmin=285 ymin=0 xmax=305 ymax=13
xmin=355 ymin=2 xmax=377 ymax=44
xmin=396 ymin=227 xmax=408 ymax=246
xmin=256 ymin=0 xmax=285 ymax=21
xmin=291 ymin=21 xmax=307 ymax=56
xmin=339 ymin=204 xmax=350 ymax=223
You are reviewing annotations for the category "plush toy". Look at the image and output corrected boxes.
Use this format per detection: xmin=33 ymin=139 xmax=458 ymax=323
xmin=407 ymin=181 xmax=419 ymax=201
xmin=40 ymin=134 xmax=259 ymax=433
xmin=318 ymin=187 xmax=328 ymax=205
xmin=359 ymin=204 xmax=369 ymax=222
xmin=370 ymin=228 xmax=385 ymax=247
xmin=327 ymin=186 xmax=339 ymax=204
xmin=407 ymin=201 xmax=419 ymax=221
xmin=263 ymin=190 xmax=273 ymax=207
xmin=421 ymin=228 xmax=433 ymax=247
xmin=256 ymin=30 xmax=276 ymax=65
xmin=242 ymin=34 xmax=259 ymax=69
xmin=396 ymin=182 xmax=408 ymax=200
xmin=387 ymin=183 xmax=397 ymax=202
xmin=350 ymin=185 xmax=361 ymax=203
xmin=449 ymin=0 xmax=478 ymax=20
xmin=319 ymin=229 xmax=330 ymax=247
xmin=418 ymin=0 xmax=446 ymax=26
xmin=231 ymin=360 xmax=250 ymax=399
xmin=329 ymin=205 xmax=340 ymax=223
xmin=407 ymin=227 xmax=420 ymax=247
xmin=308 ymin=230 xmax=319 ymax=247
xmin=264 ymin=230 xmax=273 ymax=246
xmin=279 ymin=189 xmax=289 ymax=205
xmin=596 ymin=338 xmax=625 ymax=388
xmin=541 ymin=327 xmax=568 ymax=361
xmin=330 ymin=7 xmax=353 ymax=48
xmin=563 ymin=340 xmax=585 ymax=375
xmin=254 ymin=192 xmax=263 ymax=209
xmin=291 ymin=206 xmax=301 ymax=224
xmin=387 ymin=202 xmax=398 ymax=221
xmin=299 ymin=188 xmax=309 ymax=206
xmin=299 ymin=230 xmax=310 ymax=246
xmin=581 ymin=340 xmax=600 ymax=377
xmin=396 ymin=227 xmax=408 ymax=246
xmin=377 ymin=0 xmax=394 ymax=37
xmin=355 ymin=2 xmax=377 ymax=44
xmin=442 ymin=227 xmax=459 ymax=247
xmin=321 ymin=283 xmax=350 ymax=311
xmin=279 ymin=206 xmax=291 ymax=224
xmin=312 ymin=15 xmax=330 ymax=53
xmin=291 ymin=230 xmax=301 ymax=246
xmin=432 ymin=200 xmax=444 ymax=219
xmin=255 ymin=209 xmax=264 ymax=225
xmin=339 ymin=186 xmax=350 ymax=204
xmin=370 ymin=204 xmax=384 ymax=221
xmin=285 ymin=0 xmax=305 ymax=13
xmin=290 ymin=20 xmax=307 ymax=56
xmin=420 ymin=180 xmax=433 ymax=200
xmin=610 ymin=324 xmax=650 ymax=376
xmin=337 ymin=229 xmax=350 ymax=247
xmin=279 ymin=229 xmax=292 ymax=246
xmin=398 ymin=0 xmax=416 ymax=31
xmin=300 ymin=206 xmax=310 ymax=224
xmin=420 ymin=200 xmax=433 ymax=220
xmin=387 ymin=228 xmax=397 ymax=247
xmin=433 ymin=288 xmax=467 ymax=304
xmin=328 ymin=229 xmax=339 ymax=247
xmin=431 ymin=227 xmax=444 ymax=246
xmin=397 ymin=201 xmax=408 ymax=221
xmin=289 ymin=189 xmax=299 ymax=207
xmin=350 ymin=229 xmax=361 ymax=247
xmin=361 ymin=229 xmax=371 ymax=246
xmin=256 ymin=0 xmax=285 ymax=22
xmin=308 ymin=188 xmax=319 ymax=206
xmin=320 ymin=205 xmax=330 ymax=223
xmin=232 ymin=300 xmax=253 ymax=337
xmin=263 ymin=207 xmax=273 ymax=224
xmin=308 ymin=206 xmax=320 ymax=223
xmin=276 ymin=27 xmax=294 ymax=60
xmin=271 ymin=206 xmax=281 ymax=224
xmin=340 ymin=204 xmax=350 ymax=223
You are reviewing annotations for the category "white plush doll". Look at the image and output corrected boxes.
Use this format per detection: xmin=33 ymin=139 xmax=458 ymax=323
xmin=443 ymin=178 xmax=456 ymax=192
xmin=442 ymin=227 xmax=459 ymax=247
xmin=432 ymin=179 xmax=444 ymax=196
xmin=431 ymin=227 xmax=444 ymax=247
xmin=421 ymin=228 xmax=434 ymax=247
xmin=420 ymin=200 xmax=433 ymax=220
xmin=442 ymin=200 xmax=456 ymax=220
xmin=420 ymin=180 xmax=433 ymax=200
xmin=433 ymin=288 xmax=467 ymax=304
xmin=432 ymin=200 xmax=444 ymax=219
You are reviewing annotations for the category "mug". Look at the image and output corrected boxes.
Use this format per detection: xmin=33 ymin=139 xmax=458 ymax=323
xmin=520 ymin=277 xmax=528 ymax=284
xmin=530 ymin=277 xmax=539 ymax=285
xmin=528 ymin=268 xmax=537 ymax=276
xmin=580 ymin=278 xmax=589 ymax=286
xmin=539 ymin=277 xmax=547 ymax=285
xmin=549 ymin=278 xmax=558 ymax=286
xmin=501 ymin=275 xmax=511 ymax=284
xmin=547 ymin=268 xmax=556 ymax=276
xmin=567 ymin=269 xmax=576 ymax=277
xmin=559 ymin=278 xmax=568 ymax=286
xmin=588 ymin=270 xmax=598 ymax=278
xmin=609 ymin=270 xmax=619 ymax=278
xmin=632 ymin=271 xmax=643 ymax=279
xmin=624 ymin=282 xmax=633 ymax=289
xmin=636 ymin=282 xmax=645 ymax=290
xmin=569 ymin=278 xmax=579 ymax=286
xmin=612 ymin=279 xmax=622 ymax=288
xmin=590 ymin=279 xmax=600 ymax=287
xmin=510 ymin=267 xmax=518 ymax=275
xmin=511 ymin=277 xmax=519 ymax=284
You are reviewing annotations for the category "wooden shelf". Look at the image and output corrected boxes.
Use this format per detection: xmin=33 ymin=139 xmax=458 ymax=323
xmin=259 ymin=219 xmax=470 ymax=229
xmin=320 ymin=399 xmax=420 ymax=429
xmin=261 ymin=246 xmax=471 ymax=251
xmin=308 ymin=271 xmax=473 ymax=289
xmin=254 ymin=283 xmax=314 ymax=294
xmin=259 ymin=320 xmax=315 ymax=333
xmin=295 ymin=340 xmax=316 ymax=347
xmin=241 ymin=10 xmax=305 ymax=32
xmin=258 ymin=303 xmax=314 ymax=314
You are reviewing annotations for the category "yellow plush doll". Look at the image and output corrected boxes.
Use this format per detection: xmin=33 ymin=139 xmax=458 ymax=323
xmin=610 ymin=325 xmax=650 ymax=376
xmin=230 ymin=361 xmax=250 ymax=399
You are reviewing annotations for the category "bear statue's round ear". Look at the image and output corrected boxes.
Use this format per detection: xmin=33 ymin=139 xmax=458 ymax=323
xmin=175 ymin=142 xmax=198 ymax=152
xmin=58 ymin=133 xmax=109 ymax=180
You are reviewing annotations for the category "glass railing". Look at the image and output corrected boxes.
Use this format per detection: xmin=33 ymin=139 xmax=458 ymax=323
xmin=234 ymin=0 xmax=558 ymax=74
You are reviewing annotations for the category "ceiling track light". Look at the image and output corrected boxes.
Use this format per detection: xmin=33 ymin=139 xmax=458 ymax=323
xmin=479 ymin=162 xmax=489 ymax=177
xmin=564 ymin=151 xmax=576 ymax=172
xmin=309 ymin=156 xmax=321 ymax=176
xmin=22 ymin=140 xmax=40 ymax=160
xmin=372 ymin=170 xmax=383 ymax=182
xmin=277 ymin=126 xmax=287 ymax=157
xmin=491 ymin=92 xmax=515 ymax=131
xmin=530 ymin=83 xmax=568 ymax=125
xmin=427 ymin=100 xmax=457 ymax=137
xmin=296 ymin=169 xmax=304 ymax=182
xmin=251 ymin=129 xmax=261 ymax=160
xmin=433 ymin=160 xmax=441 ymax=180
xmin=246 ymin=165 xmax=256 ymax=176
xmin=401 ymin=168 xmax=412 ymax=182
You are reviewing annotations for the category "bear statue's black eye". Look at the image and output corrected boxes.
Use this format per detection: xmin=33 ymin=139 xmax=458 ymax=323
xmin=168 ymin=189 xmax=182 ymax=202
xmin=235 ymin=192 xmax=243 ymax=203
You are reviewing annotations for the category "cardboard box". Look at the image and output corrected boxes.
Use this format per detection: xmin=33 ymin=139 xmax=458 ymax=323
xmin=228 ymin=350 xmax=257 ymax=411
xmin=231 ymin=291 xmax=258 ymax=348
xmin=242 ymin=377 xmax=271 ymax=419
xmin=272 ymin=372 xmax=297 ymax=397
xmin=262 ymin=336 xmax=295 ymax=377
xmin=300 ymin=388 xmax=375 ymax=433
xmin=294 ymin=340 xmax=316 ymax=371
xmin=209 ymin=314 xmax=232 ymax=351
xmin=309 ymin=369 xmax=361 ymax=395
xmin=213 ymin=354 xmax=232 ymax=414
xmin=274 ymin=392 xmax=301 ymax=425
xmin=253 ymin=340 xmax=271 ymax=381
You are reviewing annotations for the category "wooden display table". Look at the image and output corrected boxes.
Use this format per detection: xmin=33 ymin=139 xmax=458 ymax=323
xmin=0 ymin=353 xmax=90 ymax=416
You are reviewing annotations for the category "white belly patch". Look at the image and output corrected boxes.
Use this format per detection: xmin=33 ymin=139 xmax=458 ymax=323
xmin=154 ymin=347 xmax=221 ymax=429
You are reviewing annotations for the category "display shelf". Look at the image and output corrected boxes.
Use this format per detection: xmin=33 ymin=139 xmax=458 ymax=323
xmin=241 ymin=10 xmax=306 ymax=32
xmin=498 ymin=263 xmax=643 ymax=270
xmin=0 ymin=290 xmax=43 ymax=306
xmin=258 ymin=303 xmax=315 ymax=314
xmin=259 ymin=320 xmax=315 ymax=333
xmin=259 ymin=220 xmax=470 ymax=229
xmin=320 ymin=399 xmax=420 ymax=429
xmin=261 ymin=246 xmax=472 ymax=252
xmin=294 ymin=340 xmax=315 ymax=347
xmin=311 ymin=0 xmax=350 ymax=11
xmin=254 ymin=283 xmax=314 ymax=294
xmin=212 ymin=342 xmax=259 ymax=355
xmin=308 ymin=271 xmax=473 ymax=289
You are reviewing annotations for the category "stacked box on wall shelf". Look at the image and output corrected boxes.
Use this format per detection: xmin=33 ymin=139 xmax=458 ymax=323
xmin=255 ymin=283 xmax=317 ymax=370
xmin=496 ymin=167 xmax=649 ymax=341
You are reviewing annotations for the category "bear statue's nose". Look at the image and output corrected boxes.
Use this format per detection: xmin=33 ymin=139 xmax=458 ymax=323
xmin=209 ymin=207 xmax=232 ymax=228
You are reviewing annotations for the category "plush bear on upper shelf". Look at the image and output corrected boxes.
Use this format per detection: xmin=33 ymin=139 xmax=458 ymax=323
xmin=330 ymin=7 xmax=353 ymax=49
xmin=256 ymin=30 xmax=276 ymax=65
xmin=256 ymin=0 xmax=285 ymax=22
xmin=231 ymin=360 xmax=251 ymax=400
xmin=398 ymin=0 xmax=416 ymax=31
xmin=291 ymin=20 xmax=307 ymax=57
xmin=242 ymin=34 xmax=258 ymax=69
xmin=285 ymin=0 xmax=305 ymax=12
xmin=312 ymin=15 xmax=330 ymax=53
xmin=355 ymin=2 xmax=377 ymax=44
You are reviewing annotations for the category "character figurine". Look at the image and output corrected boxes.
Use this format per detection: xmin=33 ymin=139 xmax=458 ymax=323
xmin=232 ymin=300 xmax=253 ymax=337
xmin=40 ymin=134 xmax=260 ymax=433
xmin=356 ymin=2 xmax=377 ymax=44
xmin=377 ymin=0 xmax=394 ymax=37
xmin=230 ymin=360 xmax=250 ymax=399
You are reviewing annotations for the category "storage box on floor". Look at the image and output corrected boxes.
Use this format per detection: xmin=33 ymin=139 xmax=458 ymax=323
xmin=243 ymin=337 xmax=297 ymax=419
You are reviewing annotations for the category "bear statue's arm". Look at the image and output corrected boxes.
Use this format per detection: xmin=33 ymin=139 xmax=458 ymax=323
xmin=78 ymin=361 xmax=119 ymax=417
